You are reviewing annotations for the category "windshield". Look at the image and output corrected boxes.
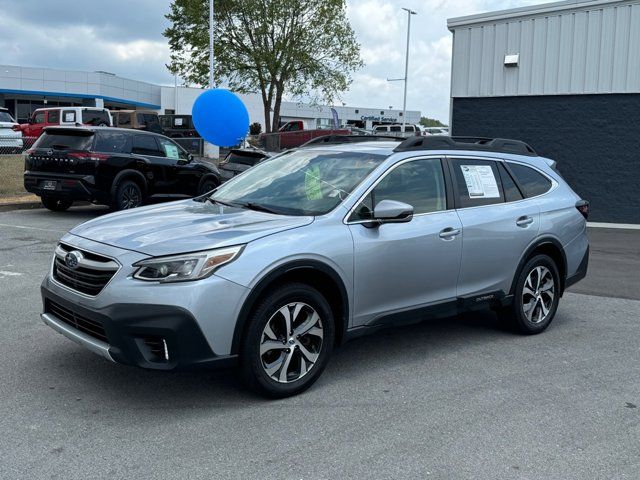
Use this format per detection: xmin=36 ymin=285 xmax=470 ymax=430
xmin=211 ymin=150 xmax=387 ymax=216
xmin=0 ymin=112 xmax=14 ymax=123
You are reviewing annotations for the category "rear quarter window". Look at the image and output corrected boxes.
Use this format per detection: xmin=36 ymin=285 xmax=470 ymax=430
xmin=508 ymin=163 xmax=553 ymax=198
xmin=82 ymin=110 xmax=110 ymax=126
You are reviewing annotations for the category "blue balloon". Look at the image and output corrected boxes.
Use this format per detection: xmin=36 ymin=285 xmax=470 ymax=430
xmin=191 ymin=89 xmax=249 ymax=147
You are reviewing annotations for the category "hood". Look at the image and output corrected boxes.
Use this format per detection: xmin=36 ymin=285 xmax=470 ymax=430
xmin=70 ymin=199 xmax=314 ymax=256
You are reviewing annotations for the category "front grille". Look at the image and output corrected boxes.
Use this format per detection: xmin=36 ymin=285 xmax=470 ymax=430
xmin=46 ymin=300 xmax=108 ymax=343
xmin=52 ymin=243 xmax=119 ymax=296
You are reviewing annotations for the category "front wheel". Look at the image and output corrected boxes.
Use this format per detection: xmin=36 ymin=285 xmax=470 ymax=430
xmin=240 ymin=283 xmax=335 ymax=398
xmin=41 ymin=196 xmax=73 ymax=212
xmin=198 ymin=176 xmax=219 ymax=196
xmin=498 ymin=254 xmax=560 ymax=334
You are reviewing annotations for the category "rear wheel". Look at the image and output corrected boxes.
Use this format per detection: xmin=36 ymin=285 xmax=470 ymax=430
xmin=498 ymin=254 xmax=560 ymax=334
xmin=240 ymin=283 xmax=335 ymax=398
xmin=40 ymin=196 xmax=73 ymax=212
xmin=113 ymin=179 xmax=143 ymax=211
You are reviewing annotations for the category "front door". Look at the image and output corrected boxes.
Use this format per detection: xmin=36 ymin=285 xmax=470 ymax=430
xmin=347 ymin=157 xmax=462 ymax=328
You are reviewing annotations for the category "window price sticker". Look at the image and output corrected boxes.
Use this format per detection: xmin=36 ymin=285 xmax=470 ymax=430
xmin=461 ymin=165 xmax=500 ymax=198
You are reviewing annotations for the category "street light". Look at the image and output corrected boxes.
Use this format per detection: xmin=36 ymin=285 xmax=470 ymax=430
xmin=387 ymin=7 xmax=417 ymax=130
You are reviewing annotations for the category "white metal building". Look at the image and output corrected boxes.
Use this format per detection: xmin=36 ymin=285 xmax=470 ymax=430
xmin=448 ymin=0 xmax=640 ymax=223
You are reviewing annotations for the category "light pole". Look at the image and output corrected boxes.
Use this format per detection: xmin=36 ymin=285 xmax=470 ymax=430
xmin=387 ymin=7 xmax=417 ymax=130
xmin=209 ymin=0 xmax=214 ymax=88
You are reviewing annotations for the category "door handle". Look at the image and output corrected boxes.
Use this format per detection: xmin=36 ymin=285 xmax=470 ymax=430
xmin=516 ymin=216 xmax=534 ymax=227
xmin=439 ymin=227 xmax=461 ymax=239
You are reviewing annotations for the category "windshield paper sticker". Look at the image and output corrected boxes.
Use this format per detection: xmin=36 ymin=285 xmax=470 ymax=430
xmin=461 ymin=165 xmax=500 ymax=198
xmin=164 ymin=144 xmax=180 ymax=159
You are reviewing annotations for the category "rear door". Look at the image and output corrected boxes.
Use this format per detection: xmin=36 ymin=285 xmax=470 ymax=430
xmin=448 ymin=157 xmax=540 ymax=299
xmin=131 ymin=134 xmax=172 ymax=194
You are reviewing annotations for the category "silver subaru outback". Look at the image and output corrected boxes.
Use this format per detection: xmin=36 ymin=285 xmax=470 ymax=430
xmin=41 ymin=136 xmax=589 ymax=397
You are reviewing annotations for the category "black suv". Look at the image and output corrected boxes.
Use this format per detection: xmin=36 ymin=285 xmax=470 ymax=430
xmin=24 ymin=127 xmax=222 ymax=211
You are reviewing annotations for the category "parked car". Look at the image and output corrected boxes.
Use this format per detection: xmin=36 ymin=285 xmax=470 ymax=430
xmin=112 ymin=110 xmax=163 ymax=134
xmin=373 ymin=124 xmax=423 ymax=137
xmin=218 ymin=148 xmax=271 ymax=182
xmin=423 ymin=127 xmax=450 ymax=136
xmin=24 ymin=127 xmax=221 ymax=211
xmin=19 ymin=107 xmax=112 ymax=139
xmin=0 ymin=107 xmax=23 ymax=153
xmin=160 ymin=114 xmax=199 ymax=138
xmin=39 ymin=136 xmax=589 ymax=398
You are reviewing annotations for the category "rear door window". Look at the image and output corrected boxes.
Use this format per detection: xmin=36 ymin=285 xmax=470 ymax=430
xmin=450 ymin=158 xmax=505 ymax=208
xmin=508 ymin=163 xmax=553 ymax=198
xmin=94 ymin=131 xmax=131 ymax=154
xmin=132 ymin=135 xmax=163 ymax=156
xmin=47 ymin=110 xmax=60 ymax=124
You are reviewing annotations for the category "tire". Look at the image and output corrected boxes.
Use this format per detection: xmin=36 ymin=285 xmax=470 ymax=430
xmin=40 ymin=196 xmax=73 ymax=212
xmin=498 ymin=254 xmax=561 ymax=334
xmin=239 ymin=283 xmax=335 ymax=398
xmin=112 ymin=179 xmax=143 ymax=211
xmin=198 ymin=176 xmax=219 ymax=196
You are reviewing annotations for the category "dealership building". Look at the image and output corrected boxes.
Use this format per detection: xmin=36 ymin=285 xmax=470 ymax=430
xmin=448 ymin=0 xmax=640 ymax=223
xmin=0 ymin=64 xmax=420 ymax=131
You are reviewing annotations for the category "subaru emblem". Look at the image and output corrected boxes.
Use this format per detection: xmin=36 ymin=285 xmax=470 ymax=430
xmin=65 ymin=251 xmax=84 ymax=270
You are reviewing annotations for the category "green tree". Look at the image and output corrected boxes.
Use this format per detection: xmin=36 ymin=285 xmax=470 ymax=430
xmin=164 ymin=0 xmax=363 ymax=132
xmin=419 ymin=116 xmax=447 ymax=127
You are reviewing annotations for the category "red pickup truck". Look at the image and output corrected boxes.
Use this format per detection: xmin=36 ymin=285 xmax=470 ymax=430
xmin=259 ymin=120 xmax=349 ymax=150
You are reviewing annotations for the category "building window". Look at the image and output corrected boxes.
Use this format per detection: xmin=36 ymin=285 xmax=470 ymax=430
xmin=380 ymin=111 xmax=384 ymax=115
xmin=355 ymin=109 xmax=359 ymax=114
xmin=399 ymin=112 xmax=403 ymax=117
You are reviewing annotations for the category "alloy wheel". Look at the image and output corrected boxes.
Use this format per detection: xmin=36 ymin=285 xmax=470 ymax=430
xmin=259 ymin=302 xmax=324 ymax=383
xmin=522 ymin=266 xmax=555 ymax=324
xmin=121 ymin=185 xmax=141 ymax=209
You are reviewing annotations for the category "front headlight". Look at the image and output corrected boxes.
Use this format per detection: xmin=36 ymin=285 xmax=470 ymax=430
xmin=132 ymin=245 xmax=244 ymax=283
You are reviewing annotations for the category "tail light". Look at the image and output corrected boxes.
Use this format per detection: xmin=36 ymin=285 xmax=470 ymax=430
xmin=576 ymin=200 xmax=590 ymax=219
xmin=68 ymin=152 xmax=109 ymax=162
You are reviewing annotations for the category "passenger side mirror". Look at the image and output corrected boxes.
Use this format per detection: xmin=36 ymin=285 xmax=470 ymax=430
xmin=373 ymin=199 xmax=414 ymax=224
xmin=177 ymin=159 xmax=188 ymax=165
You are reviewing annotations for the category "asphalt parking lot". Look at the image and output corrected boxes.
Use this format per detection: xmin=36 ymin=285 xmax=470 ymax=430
xmin=1 ymin=205 xmax=639 ymax=479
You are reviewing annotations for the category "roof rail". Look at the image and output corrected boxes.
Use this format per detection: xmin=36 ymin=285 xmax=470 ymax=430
xmin=393 ymin=136 xmax=537 ymax=156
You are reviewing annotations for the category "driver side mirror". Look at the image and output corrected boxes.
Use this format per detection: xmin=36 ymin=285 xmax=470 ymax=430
xmin=373 ymin=199 xmax=414 ymax=224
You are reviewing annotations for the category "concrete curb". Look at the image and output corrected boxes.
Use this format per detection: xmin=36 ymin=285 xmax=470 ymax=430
xmin=0 ymin=201 xmax=42 ymax=212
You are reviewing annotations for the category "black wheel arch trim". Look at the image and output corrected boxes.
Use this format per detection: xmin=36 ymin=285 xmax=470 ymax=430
xmin=230 ymin=259 xmax=350 ymax=355
xmin=509 ymin=236 xmax=567 ymax=296
xmin=110 ymin=169 xmax=148 ymax=198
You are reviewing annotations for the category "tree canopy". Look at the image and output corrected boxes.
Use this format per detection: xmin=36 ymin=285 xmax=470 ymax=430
xmin=164 ymin=0 xmax=363 ymax=132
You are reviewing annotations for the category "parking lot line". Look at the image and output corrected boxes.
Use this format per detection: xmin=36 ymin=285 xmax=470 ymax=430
xmin=0 ymin=222 xmax=66 ymax=233
xmin=588 ymin=222 xmax=640 ymax=230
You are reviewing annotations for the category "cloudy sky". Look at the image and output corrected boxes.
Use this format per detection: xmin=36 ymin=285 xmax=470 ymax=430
xmin=0 ymin=0 xmax=555 ymax=122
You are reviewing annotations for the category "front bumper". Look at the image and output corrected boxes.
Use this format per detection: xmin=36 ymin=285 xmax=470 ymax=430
xmin=40 ymin=234 xmax=249 ymax=370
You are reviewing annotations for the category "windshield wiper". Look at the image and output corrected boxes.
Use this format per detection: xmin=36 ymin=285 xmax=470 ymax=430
xmin=235 ymin=201 xmax=281 ymax=215
xmin=204 ymin=197 xmax=235 ymax=207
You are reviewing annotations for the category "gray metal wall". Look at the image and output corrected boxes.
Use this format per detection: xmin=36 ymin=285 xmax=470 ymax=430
xmin=449 ymin=0 xmax=640 ymax=98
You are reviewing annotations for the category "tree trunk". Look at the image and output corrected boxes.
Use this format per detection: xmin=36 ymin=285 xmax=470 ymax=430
xmin=271 ymin=86 xmax=284 ymax=133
